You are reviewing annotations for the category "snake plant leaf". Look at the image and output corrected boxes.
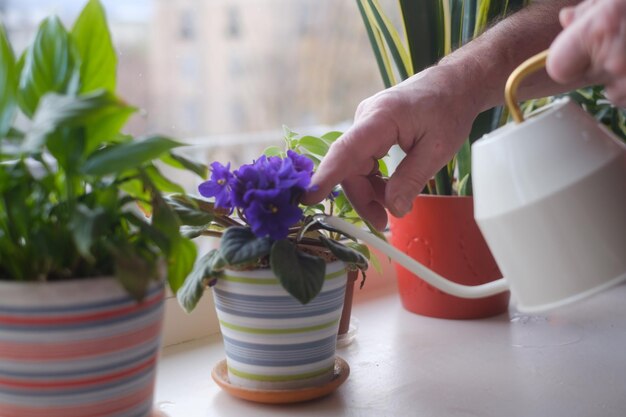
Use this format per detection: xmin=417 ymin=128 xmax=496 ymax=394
xmin=82 ymin=135 xmax=182 ymax=176
xmin=450 ymin=0 xmax=465 ymax=50
xmin=0 ymin=25 xmax=17 ymax=138
xmin=356 ymin=0 xmax=395 ymax=88
xmin=270 ymin=239 xmax=326 ymax=304
xmin=177 ymin=249 xmax=225 ymax=313
xmin=458 ymin=173 xmax=471 ymax=196
xmin=220 ymin=226 xmax=272 ymax=265
xmin=18 ymin=16 xmax=79 ymax=118
xmin=71 ymin=0 xmax=117 ymax=93
xmin=399 ymin=0 xmax=445 ymax=73
xmin=456 ymin=139 xmax=472 ymax=195
xmin=365 ymin=0 xmax=412 ymax=79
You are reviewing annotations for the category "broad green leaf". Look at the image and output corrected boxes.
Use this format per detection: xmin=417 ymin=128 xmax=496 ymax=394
xmin=85 ymin=105 xmax=135 ymax=153
xmin=220 ymin=226 xmax=272 ymax=265
xmin=115 ymin=244 xmax=158 ymax=301
xmin=18 ymin=16 xmax=78 ymax=117
xmin=263 ymin=146 xmax=283 ymax=157
xmin=151 ymin=191 xmax=181 ymax=242
xmin=167 ymin=237 xmax=197 ymax=293
xmin=297 ymin=135 xmax=329 ymax=156
xmin=160 ymin=152 xmax=208 ymax=179
xmin=177 ymin=249 xmax=224 ymax=312
xmin=0 ymin=25 xmax=17 ymax=137
xmin=270 ymin=239 xmax=326 ymax=304
xmin=319 ymin=236 xmax=368 ymax=270
xmin=145 ymin=164 xmax=185 ymax=195
xmin=82 ymin=135 xmax=183 ymax=176
xmin=71 ymin=0 xmax=117 ymax=93
xmin=320 ymin=131 xmax=343 ymax=143
xmin=165 ymin=194 xmax=214 ymax=226
xmin=69 ymin=203 xmax=106 ymax=259
xmin=122 ymin=212 xmax=171 ymax=255
xmin=22 ymin=90 xmax=134 ymax=154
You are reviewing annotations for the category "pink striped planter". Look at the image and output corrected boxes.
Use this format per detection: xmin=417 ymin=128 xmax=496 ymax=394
xmin=0 ymin=276 xmax=165 ymax=417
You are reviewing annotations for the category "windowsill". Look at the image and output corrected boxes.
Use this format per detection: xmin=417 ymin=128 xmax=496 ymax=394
xmin=155 ymin=273 xmax=626 ymax=417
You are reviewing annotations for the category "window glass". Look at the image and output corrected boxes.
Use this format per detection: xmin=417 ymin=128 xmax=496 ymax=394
xmin=2 ymin=0 xmax=383 ymax=140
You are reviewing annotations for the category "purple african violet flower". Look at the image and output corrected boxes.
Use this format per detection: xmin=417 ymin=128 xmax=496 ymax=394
xmin=201 ymin=152 xmax=315 ymax=239
xmin=198 ymin=162 xmax=235 ymax=209
xmin=244 ymin=189 xmax=303 ymax=240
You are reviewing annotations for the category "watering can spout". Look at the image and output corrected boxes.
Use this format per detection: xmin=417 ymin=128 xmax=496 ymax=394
xmin=312 ymin=214 xmax=510 ymax=299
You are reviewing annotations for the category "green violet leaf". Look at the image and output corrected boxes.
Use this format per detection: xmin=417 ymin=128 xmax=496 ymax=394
xmin=270 ymin=239 xmax=325 ymax=304
xmin=220 ymin=226 xmax=271 ymax=265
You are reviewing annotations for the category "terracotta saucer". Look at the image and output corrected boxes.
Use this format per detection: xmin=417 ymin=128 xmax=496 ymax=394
xmin=211 ymin=357 xmax=350 ymax=404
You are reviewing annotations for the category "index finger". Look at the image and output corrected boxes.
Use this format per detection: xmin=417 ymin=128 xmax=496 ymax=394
xmin=301 ymin=116 xmax=396 ymax=205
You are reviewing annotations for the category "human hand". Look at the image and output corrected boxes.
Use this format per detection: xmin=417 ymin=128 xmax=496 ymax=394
xmin=301 ymin=66 xmax=480 ymax=230
xmin=547 ymin=0 xmax=626 ymax=106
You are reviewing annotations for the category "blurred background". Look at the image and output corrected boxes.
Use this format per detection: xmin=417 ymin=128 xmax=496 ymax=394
xmin=0 ymin=0 xmax=387 ymax=170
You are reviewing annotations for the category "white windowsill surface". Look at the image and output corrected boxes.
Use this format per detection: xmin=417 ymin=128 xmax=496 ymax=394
xmin=155 ymin=275 xmax=626 ymax=417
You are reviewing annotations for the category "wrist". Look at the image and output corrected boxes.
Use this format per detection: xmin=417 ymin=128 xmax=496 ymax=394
xmin=435 ymin=55 xmax=497 ymax=114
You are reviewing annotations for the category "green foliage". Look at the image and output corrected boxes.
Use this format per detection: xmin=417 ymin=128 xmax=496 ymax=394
xmin=522 ymin=86 xmax=626 ymax=143
xmin=0 ymin=26 xmax=17 ymax=138
xmin=356 ymin=0 xmax=527 ymax=195
xmin=0 ymin=0 xmax=205 ymax=299
xmin=71 ymin=0 xmax=117 ymax=93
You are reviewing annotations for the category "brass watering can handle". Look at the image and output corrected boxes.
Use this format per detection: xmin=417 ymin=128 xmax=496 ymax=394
xmin=505 ymin=49 xmax=549 ymax=123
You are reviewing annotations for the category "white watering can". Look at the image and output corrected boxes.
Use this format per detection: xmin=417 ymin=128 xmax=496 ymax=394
xmin=317 ymin=50 xmax=626 ymax=313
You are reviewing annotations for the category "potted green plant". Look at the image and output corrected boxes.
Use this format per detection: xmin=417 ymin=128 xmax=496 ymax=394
xmin=0 ymin=1 xmax=204 ymax=415
xmin=354 ymin=0 xmax=528 ymax=319
xmin=357 ymin=1 xmax=626 ymax=320
xmin=268 ymin=127 xmax=387 ymax=342
xmin=175 ymin=136 xmax=372 ymax=395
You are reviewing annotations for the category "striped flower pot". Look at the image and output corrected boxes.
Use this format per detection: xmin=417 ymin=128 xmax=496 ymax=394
xmin=213 ymin=260 xmax=348 ymax=390
xmin=0 ymin=276 xmax=165 ymax=417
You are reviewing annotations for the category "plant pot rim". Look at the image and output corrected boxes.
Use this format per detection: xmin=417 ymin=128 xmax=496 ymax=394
xmin=224 ymin=259 xmax=346 ymax=275
xmin=416 ymin=194 xmax=473 ymax=200
xmin=0 ymin=274 xmax=119 ymax=288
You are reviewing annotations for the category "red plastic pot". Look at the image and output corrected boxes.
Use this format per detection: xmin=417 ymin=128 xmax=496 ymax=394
xmin=389 ymin=195 xmax=510 ymax=319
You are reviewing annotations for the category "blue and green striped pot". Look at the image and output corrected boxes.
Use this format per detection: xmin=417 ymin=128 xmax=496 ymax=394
xmin=213 ymin=260 xmax=348 ymax=390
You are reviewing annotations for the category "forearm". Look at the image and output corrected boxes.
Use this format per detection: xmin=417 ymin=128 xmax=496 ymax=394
xmin=438 ymin=0 xmax=581 ymax=112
